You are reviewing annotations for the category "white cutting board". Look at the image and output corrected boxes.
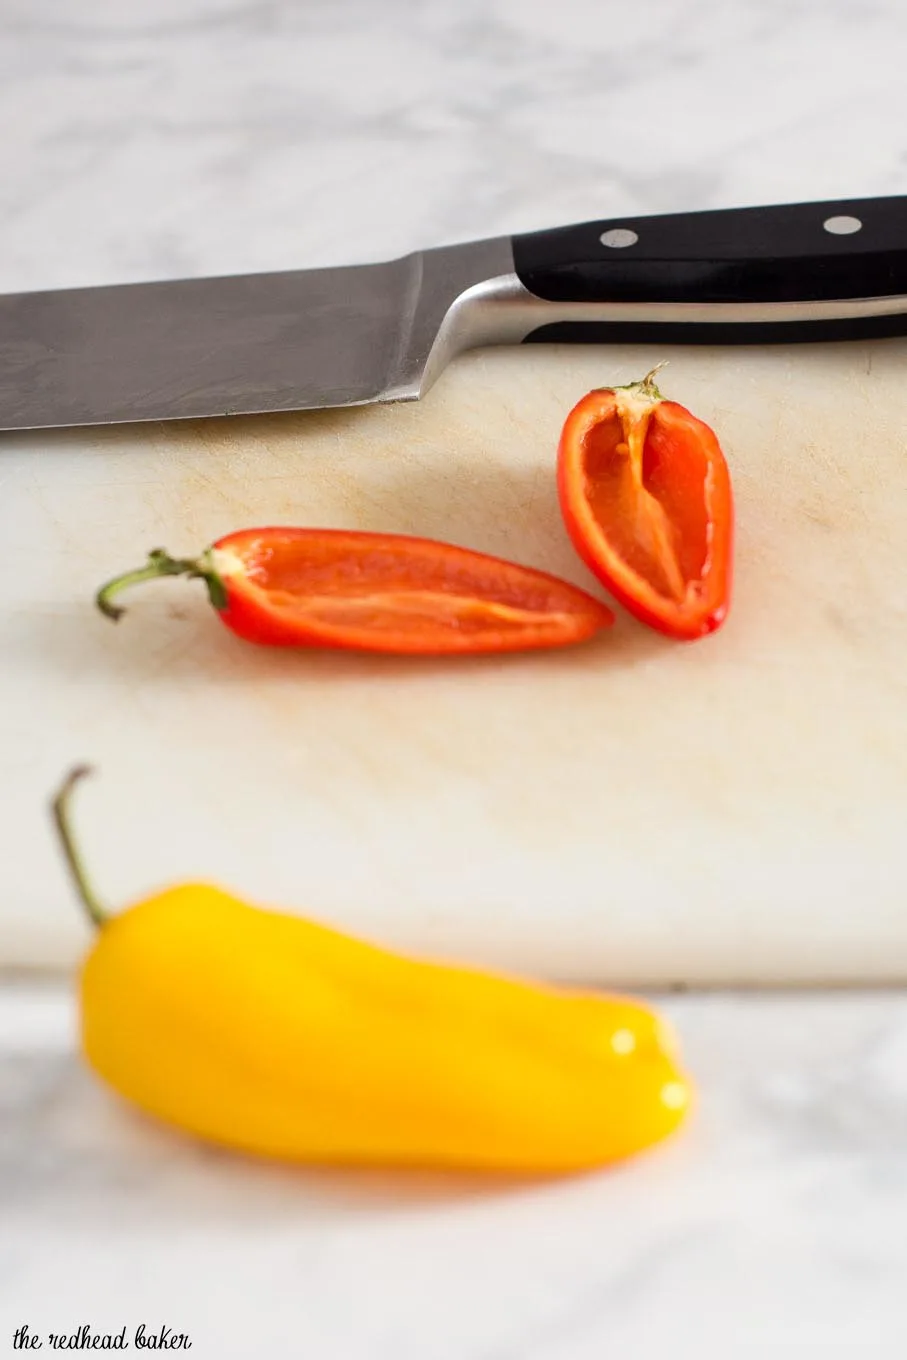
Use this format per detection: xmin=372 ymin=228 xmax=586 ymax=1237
xmin=3 ymin=343 xmax=906 ymax=983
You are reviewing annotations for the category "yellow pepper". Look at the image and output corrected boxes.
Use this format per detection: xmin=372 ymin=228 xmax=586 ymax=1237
xmin=52 ymin=767 xmax=691 ymax=1173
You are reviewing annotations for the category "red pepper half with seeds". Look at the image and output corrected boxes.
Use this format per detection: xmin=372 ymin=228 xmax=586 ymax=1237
xmin=95 ymin=528 xmax=614 ymax=656
xmin=557 ymin=368 xmax=733 ymax=640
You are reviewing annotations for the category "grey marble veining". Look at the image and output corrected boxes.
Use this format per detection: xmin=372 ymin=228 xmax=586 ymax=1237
xmin=2 ymin=985 xmax=907 ymax=1358
xmin=1 ymin=0 xmax=907 ymax=295
xmin=4 ymin=2 xmax=907 ymax=1354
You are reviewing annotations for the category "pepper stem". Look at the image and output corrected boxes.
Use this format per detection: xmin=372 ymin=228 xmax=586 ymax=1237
xmin=610 ymin=362 xmax=667 ymax=402
xmin=641 ymin=361 xmax=668 ymax=390
xmin=633 ymin=361 xmax=669 ymax=400
xmin=96 ymin=547 xmax=226 ymax=621
xmin=50 ymin=766 xmax=109 ymax=930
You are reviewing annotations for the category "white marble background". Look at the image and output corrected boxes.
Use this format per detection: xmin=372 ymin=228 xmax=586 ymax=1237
xmin=1 ymin=0 xmax=907 ymax=297
xmin=4 ymin=986 xmax=907 ymax=1359
xmin=4 ymin=0 xmax=907 ymax=1355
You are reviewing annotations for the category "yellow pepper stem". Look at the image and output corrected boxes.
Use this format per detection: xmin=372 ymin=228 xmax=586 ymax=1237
xmin=50 ymin=766 xmax=110 ymax=930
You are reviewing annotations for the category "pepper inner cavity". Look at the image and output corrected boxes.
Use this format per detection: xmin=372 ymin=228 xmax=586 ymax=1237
xmin=260 ymin=588 xmax=575 ymax=635
xmin=239 ymin=536 xmax=589 ymax=633
xmin=583 ymin=409 xmax=687 ymax=603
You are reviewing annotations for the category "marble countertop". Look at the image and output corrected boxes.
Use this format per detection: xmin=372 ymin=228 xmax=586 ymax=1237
xmin=2 ymin=0 xmax=907 ymax=297
xmin=3 ymin=983 xmax=907 ymax=1358
xmin=4 ymin=0 xmax=907 ymax=1353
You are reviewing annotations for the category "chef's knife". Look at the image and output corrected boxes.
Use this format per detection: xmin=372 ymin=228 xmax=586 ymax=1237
xmin=2 ymin=197 xmax=906 ymax=432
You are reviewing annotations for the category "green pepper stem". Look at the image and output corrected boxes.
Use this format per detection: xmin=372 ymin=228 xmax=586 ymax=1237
xmin=628 ymin=362 xmax=668 ymax=400
xmin=50 ymin=766 xmax=109 ymax=930
xmin=95 ymin=547 xmax=226 ymax=621
xmin=640 ymin=361 xmax=668 ymax=391
xmin=610 ymin=362 xmax=668 ymax=402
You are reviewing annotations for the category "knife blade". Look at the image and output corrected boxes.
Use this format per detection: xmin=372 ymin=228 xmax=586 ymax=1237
xmin=2 ymin=197 xmax=907 ymax=432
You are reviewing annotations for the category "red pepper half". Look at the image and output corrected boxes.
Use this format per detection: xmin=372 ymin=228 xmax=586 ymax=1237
xmin=96 ymin=528 xmax=614 ymax=656
xmin=557 ymin=369 xmax=733 ymax=640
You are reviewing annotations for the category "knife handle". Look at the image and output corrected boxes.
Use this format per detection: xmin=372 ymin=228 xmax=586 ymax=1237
xmin=509 ymin=197 xmax=907 ymax=344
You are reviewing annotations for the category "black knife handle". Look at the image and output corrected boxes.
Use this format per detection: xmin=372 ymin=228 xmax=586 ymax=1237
xmin=512 ymin=197 xmax=907 ymax=345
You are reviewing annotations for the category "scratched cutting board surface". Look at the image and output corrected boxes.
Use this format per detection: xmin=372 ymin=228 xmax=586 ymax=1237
xmin=2 ymin=344 xmax=906 ymax=983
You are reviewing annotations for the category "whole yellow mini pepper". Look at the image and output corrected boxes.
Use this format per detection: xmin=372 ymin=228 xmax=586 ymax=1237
xmin=52 ymin=767 xmax=691 ymax=1173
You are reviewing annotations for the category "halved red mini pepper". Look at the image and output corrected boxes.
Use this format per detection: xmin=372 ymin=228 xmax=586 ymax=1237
xmin=557 ymin=369 xmax=733 ymax=640
xmin=96 ymin=527 xmax=614 ymax=656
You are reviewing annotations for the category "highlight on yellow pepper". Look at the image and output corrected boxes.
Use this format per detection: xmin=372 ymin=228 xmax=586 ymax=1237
xmin=51 ymin=766 xmax=692 ymax=1174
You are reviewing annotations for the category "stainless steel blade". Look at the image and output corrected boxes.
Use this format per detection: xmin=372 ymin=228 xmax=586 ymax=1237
xmin=6 ymin=198 xmax=907 ymax=433
xmin=0 ymin=237 xmax=515 ymax=431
